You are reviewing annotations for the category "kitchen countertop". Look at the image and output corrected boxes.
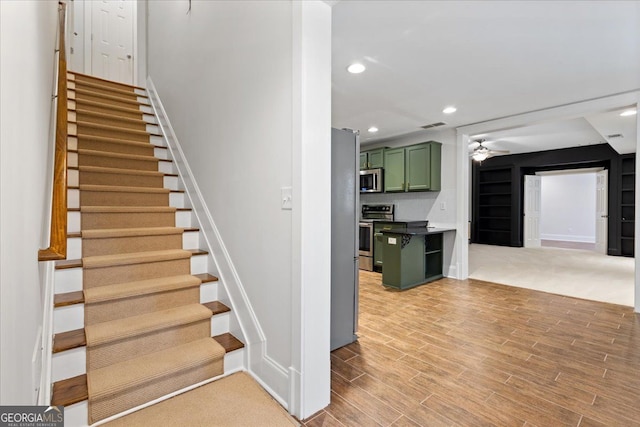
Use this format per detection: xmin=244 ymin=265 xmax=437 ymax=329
xmin=381 ymin=227 xmax=455 ymax=236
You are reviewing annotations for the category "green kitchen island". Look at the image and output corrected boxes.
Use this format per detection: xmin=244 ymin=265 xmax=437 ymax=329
xmin=381 ymin=227 xmax=455 ymax=290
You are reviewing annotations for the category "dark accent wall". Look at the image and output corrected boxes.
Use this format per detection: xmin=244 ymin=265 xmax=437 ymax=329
xmin=472 ymin=143 xmax=625 ymax=255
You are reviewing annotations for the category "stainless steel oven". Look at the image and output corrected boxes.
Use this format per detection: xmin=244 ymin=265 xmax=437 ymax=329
xmin=358 ymin=222 xmax=374 ymax=271
xmin=358 ymin=204 xmax=394 ymax=271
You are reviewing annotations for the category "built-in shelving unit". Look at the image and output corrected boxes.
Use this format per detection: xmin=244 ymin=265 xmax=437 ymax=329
xmin=620 ymin=154 xmax=635 ymax=257
xmin=476 ymin=167 xmax=514 ymax=246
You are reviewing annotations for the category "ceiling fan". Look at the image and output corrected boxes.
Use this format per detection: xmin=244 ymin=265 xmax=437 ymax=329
xmin=469 ymin=139 xmax=510 ymax=162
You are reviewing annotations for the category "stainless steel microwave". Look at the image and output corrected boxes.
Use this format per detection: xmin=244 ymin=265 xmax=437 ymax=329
xmin=360 ymin=168 xmax=383 ymax=193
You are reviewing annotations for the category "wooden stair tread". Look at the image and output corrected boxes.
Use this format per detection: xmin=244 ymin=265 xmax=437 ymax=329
xmin=55 ymin=249 xmax=206 ymax=270
xmin=53 ymin=328 xmax=86 ymax=353
xmin=71 ymin=98 xmax=146 ymax=116
xmin=68 ymin=227 xmax=199 ymax=239
xmin=213 ymin=333 xmax=245 ymax=353
xmin=73 ymin=148 xmax=159 ymax=162
xmin=72 ymin=108 xmax=151 ymax=125
xmin=69 ymin=71 xmax=146 ymax=91
xmin=53 ymin=301 xmax=230 ymax=353
xmin=71 ymin=148 xmax=173 ymax=163
xmin=74 ymin=133 xmax=163 ymax=149
xmin=70 ymin=87 xmax=151 ymax=107
xmin=51 ymin=374 xmax=88 ymax=407
xmin=76 ymin=165 xmax=165 ymax=177
xmin=74 ymin=120 xmax=161 ymax=137
xmin=54 ymin=291 xmax=84 ymax=307
xmin=70 ymin=81 xmax=148 ymax=100
xmin=202 ymin=301 xmax=230 ymax=315
xmin=193 ymin=273 xmax=219 ymax=283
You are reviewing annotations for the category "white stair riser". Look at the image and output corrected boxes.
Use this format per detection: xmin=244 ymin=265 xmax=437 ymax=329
xmin=68 ymin=189 xmax=79 ymax=209
xmin=68 ymin=169 xmax=79 ymax=187
xmin=164 ymin=175 xmax=179 ymax=190
xmin=143 ymin=113 xmax=157 ymax=124
xmin=135 ymin=88 xmax=146 ymax=97
xmin=154 ymin=147 xmax=169 ymax=160
xmin=147 ymin=124 xmax=160 ymax=134
xmin=170 ymin=192 xmax=185 ymax=208
xmin=68 ymin=151 xmax=78 ymax=168
xmin=63 ymin=401 xmax=88 ymax=427
xmin=138 ymin=98 xmax=150 ymax=107
xmin=224 ymin=348 xmax=245 ymax=373
xmin=52 ymin=347 xmax=85 ymax=382
xmin=176 ymin=210 xmax=193 ymax=227
xmin=67 ymin=237 xmax=82 ymax=260
xmin=211 ymin=313 xmax=230 ymax=336
xmin=158 ymin=160 xmax=174 ymax=174
xmin=54 ymin=304 xmax=84 ymax=333
xmin=183 ymin=230 xmax=200 ymax=248
xmin=68 ymin=211 xmax=81 ymax=233
xmin=200 ymin=281 xmax=218 ymax=304
xmin=150 ymin=135 xmax=164 ymax=146
xmin=191 ymin=255 xmax=208 ymax=275
xmin=55 ymin=268 xmax=82 ymax=293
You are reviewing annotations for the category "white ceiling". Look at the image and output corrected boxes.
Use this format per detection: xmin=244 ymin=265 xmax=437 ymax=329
xmin=331 ymin=1 xmax=640 ymax=154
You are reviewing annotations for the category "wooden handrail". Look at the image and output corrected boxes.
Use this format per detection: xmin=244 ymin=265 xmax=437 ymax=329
xmin=39 ymin=2 xmax=68 ymax=261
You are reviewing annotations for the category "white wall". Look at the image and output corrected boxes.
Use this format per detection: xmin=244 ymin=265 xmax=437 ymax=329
xmin=540 ymin=173 xmax=597 ymax=243
xmin=146 ymin=0 xmax=331 ymax=417
xmin=0 ymin=0 xmax=59 ymax=404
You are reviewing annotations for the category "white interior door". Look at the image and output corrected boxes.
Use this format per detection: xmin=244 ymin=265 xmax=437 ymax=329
xmin=595 ymin=170 xmax=608 ymax=254
xmin=91 ymin=0 xmax=134 ymax=85
xmin=524 ymin=175 xmax=541 ymax=248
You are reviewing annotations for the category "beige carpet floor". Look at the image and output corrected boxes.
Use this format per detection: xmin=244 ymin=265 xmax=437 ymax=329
xmin=469 ymin=243 xmax=635 ymax=307
xmin=104 ymin=372 xmax=299 ymax=426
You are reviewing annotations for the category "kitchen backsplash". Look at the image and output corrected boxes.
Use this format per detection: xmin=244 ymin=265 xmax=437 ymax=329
xmin=361 ymin=188 xmax=456 ymax=225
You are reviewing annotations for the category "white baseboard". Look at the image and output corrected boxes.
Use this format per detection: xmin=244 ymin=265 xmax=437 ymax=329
xmin=540 ymin=233 xmax=595 ymax=243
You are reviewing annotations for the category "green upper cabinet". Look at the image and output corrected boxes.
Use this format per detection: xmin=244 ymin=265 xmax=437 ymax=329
xmin=383 ymin=147 xmax=406 ymax=192
xmin=359 ymin=152 xmax=368 ymax=170
xmin=384 ymin=141 xmax=441 ymax=192
xmin=360 ymin=148 xmax=385 ymax=170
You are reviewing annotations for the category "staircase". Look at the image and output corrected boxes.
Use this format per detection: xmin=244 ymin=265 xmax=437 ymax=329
xmin=50 ymin=72 xmax=245 ymax=426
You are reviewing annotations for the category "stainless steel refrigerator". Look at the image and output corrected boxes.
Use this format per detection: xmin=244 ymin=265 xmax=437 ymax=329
xmin=331 ymin=128 xmax=359 ymax=351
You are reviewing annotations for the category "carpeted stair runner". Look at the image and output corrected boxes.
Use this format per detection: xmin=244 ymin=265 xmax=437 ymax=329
xmin=81 ymin=226 xmax=185 ymax=256
xmin=67 ymin=72 xmax=225 ymax=424
xmin=88 ymin=338 xmax=225 ymax=423
xmin=76 ymin=135 xmax=156 ymax=156
xmin=78 ymin=166 xmax=164 ymax=188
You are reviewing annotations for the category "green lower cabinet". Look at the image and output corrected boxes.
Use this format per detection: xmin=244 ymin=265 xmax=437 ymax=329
xmin=382 ymin=234 xmax=425 ymax=289
xmin=382 ymin=232 xmax=444 ymax=290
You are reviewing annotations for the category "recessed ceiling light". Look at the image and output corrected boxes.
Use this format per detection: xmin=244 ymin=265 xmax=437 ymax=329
xmin=620 ymin=109 xmax=637 ymax=117
xmin=443 ymin=106 xmax=457 ymax=114
xmin=347 ymin=63 xmax=366 ymax=74
xmin=368 ymin=126 xmax=379 ymax=133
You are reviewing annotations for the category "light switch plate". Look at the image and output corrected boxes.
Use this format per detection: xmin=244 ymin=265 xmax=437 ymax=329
xmin=281 ymin=187 xmax=292 ymax=210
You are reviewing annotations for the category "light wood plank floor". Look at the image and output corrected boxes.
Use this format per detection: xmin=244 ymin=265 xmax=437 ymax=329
xmin=304 ymin=271 xmax=640 ymax=427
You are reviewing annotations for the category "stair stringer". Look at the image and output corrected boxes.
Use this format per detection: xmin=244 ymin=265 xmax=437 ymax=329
xmin=146 ymin=77 xmax=290 ymax=410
